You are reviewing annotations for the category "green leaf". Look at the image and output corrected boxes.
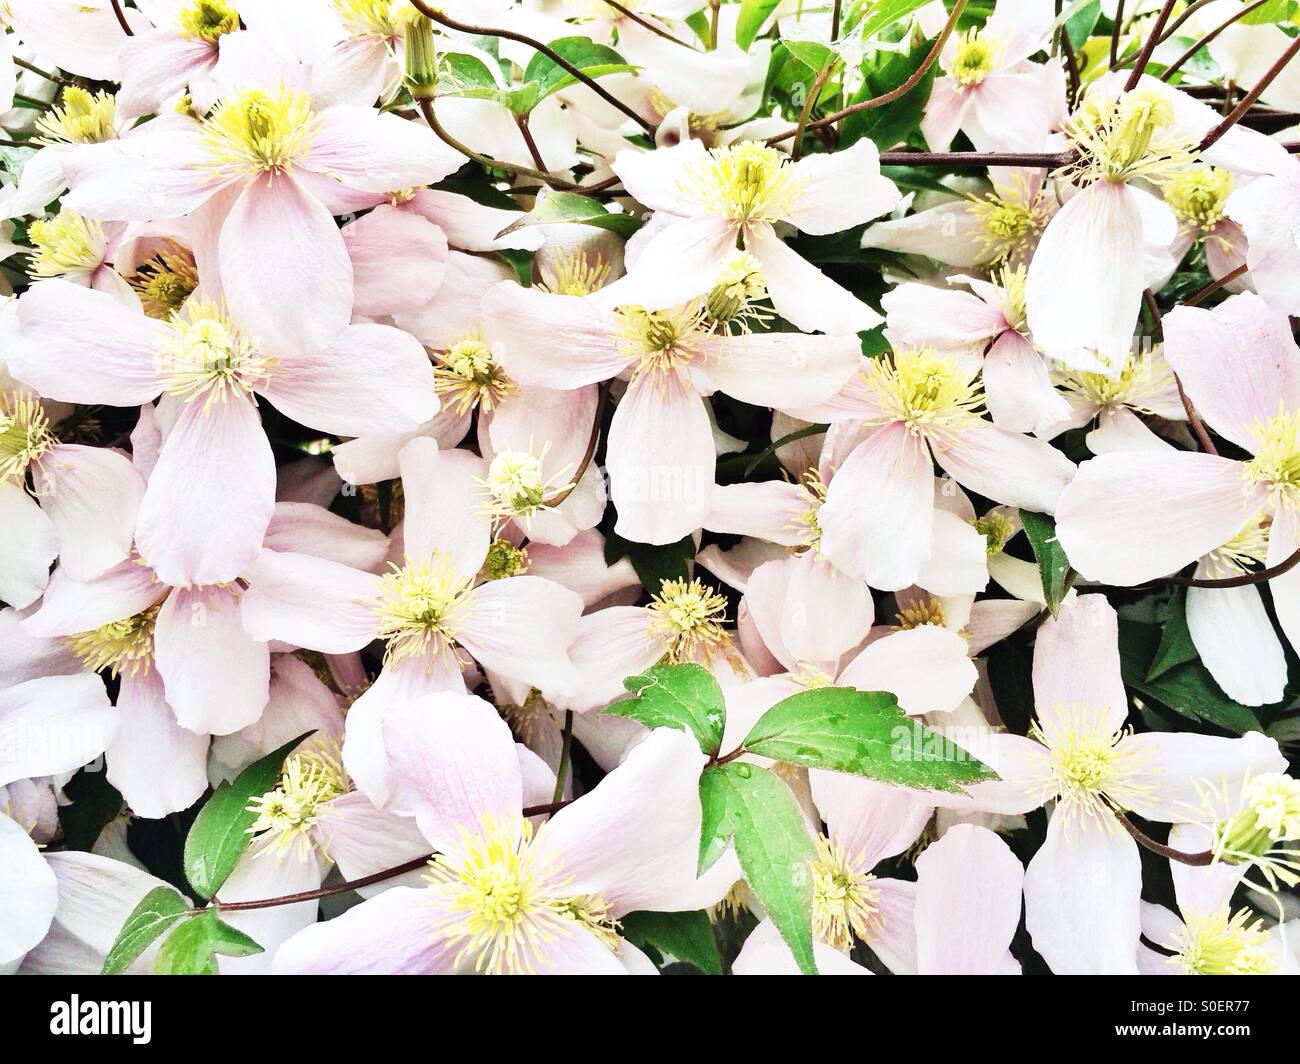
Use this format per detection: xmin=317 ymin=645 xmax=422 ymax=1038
xmin=1148 ymin=588 xmax=1198 ymax=681
xmin=619 ymin=910 xmax=723 ymax=974
xmin=153 ymin=909 xmax=263 ymax=976
xmin=496 ymin=188 xmax=641 ymax=240
xmin=1064 ymin=0 xmax=1101 ymax=50
xmin=842 ymin=36 xmax=937 ymax=149
xmin=784 ymin=39 xmax=837 ymax=75
xmin=436 ymin=51 xmax=514 ymax=107
xmin=1118 ymin=621 xmax=1263 ymax=734
xmin=183 ymin=732 xmax=312 ymax=900
xmin=522 ymin=37 xmax=637 ymax=103
xmin=739 ymin=686 xmax=999 ymax=792
xmin=609 ymin=663 xmax=727 ymax=755
xmin=101 ymin=886 xmax=190 ymax=976
xmin=1019 ymin=509 xmax=1071 ymax=615
xmin=855 ymin=0 xmax=932 ymax=40
xmin=698 ymin=762 xmax=818 ymax=975
xmin=736 ymin=0 xmax=781 ymax=49
xmin=1241 ymin=0 xmax=1296 ymax=23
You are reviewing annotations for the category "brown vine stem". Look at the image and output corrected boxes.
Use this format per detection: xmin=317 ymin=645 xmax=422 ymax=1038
xmin=1113 ymin=809 xmax=1215 ymax=866
xmin=1109 ymin=0 xmax=1126 ymax=69
xmin=1122 ymin=0 xmax=1178 ymax=91
xmin=212 ymin=800 xmax=573 ymax=912
xmin=1182 ymin=263 xmax=1248 ymax=306
xmin=544 ymin=380 xmax=611 ymax=508
xmin=514 ymin=113 xmax=549 ymax=173
xmin=1200 ymin=33 xmax=1300 ymax=151
xmin=604 ymin=0 xmax=694 ymax=47
xmin=1160 ymin=546 xmax=1300 ymax=589
xmin=791 ymin=60 xmax=840 ymax=161
xmin=13 ymin=57 xmax=71 ymax=86
xmin=1161 ymin=0 xmax=1270 ymax=82
xmin=878 ymin=149 xmax=1071 ymax=167
xmin=411 ymin=0 xmax=656 ymax=136
xmin=831 ymin=0 xmax=843 ymax=41
xmin=766 ymin=0 xmax=967 ymax=147
xmin=109 ymin=0 xmax=134 ymax=35
xmin=1146 ymin=289 xmax=1219 ymax=456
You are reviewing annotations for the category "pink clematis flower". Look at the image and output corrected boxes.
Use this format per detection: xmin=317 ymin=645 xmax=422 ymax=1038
xmin=8 ymin=279 xmax=437 ymax=587
xmin=922 ymin=0 xmax=1060 ymax=153
xmin=801 ymin=348 xmax=1075 ymax=590
xmin=273 ymin=699 xmax=710 ymax=974
xmin=482 ymin=277 xmax=863 ymax=544
xmin=933 ymin=595 xmax=1285 ymax=973
xmin=606 ymin=137 xmax=901 ymax=334
xmin=1226 ymin=159 xmax=1300 ymax=316
xmin=56 ymin=61 xmax=463 ymax=356
xmin=239 ymin=437 xmax=584 ymax=804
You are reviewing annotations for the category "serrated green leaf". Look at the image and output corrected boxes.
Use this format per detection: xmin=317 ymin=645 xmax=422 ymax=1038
xmin=1148 ymin=587 xmax=1198 ymax=680
xmin=739 ymin=686 xmax=998 ymax=792
xmin=1020 ymin=509 xmax=1071 ymax=615
xmin=619 ymin=910 xmax=723 ymax=974
xmin=496 ymin=188 xmax=641 ymax=240
xmin=101 ymin=886 xmax=190 ymax=976
xmin=153 ymin=909 xmax=263 ymax=975
xmin=699 ymin=762 xmax=817 ymax=975
xmin=437 ymin=51 xmax=514 ymax=108
xmin=1118 ymin=621 xmax=1263 ymax=734
xmin=522 ymin=37 xmax=637 ymax=103
xmin=183 ymin=732 xmax=312 ymax=900
xmin=609 ymin=663 xmax=727 ymax=754
xmin=737 ymin=0 xmax=781 ymax=49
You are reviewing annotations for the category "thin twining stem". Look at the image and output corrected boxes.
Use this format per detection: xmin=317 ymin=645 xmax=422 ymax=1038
xmin=1114 ymin=809 xmax=1215 ymax=866
xmin=1161 ymin=0 xmax=1271 ymax=83
xmin=1201 ymin=32 xmax=1300 ymax=150
xmin=409 ymin=0 xmax=656 ymax=136
xmin=765 ymin=0 xmax=967 ymax=147
xmin=109 ymin=0 xmax=134 ymax=36
xmin=212 ymin=801 xmax=573 ymax=912
xmin=1122 ymin=0 xmax=1179 ymax=91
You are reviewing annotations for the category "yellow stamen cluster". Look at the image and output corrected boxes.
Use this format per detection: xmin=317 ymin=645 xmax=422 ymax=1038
xmin=481 ymin=538 xmax=529 ymax=581
xmin=1030 ymin=707 xmax=1149 ymax=827
xmin=996 ymin=264 xmax=1028 ymax=332
xmin=478 ymin=444 xmax=571 ymax=524
xmin=129 ymin=241 xmax=200 ymax=319
xmin=370 ymin=553 xmax=472 ymax=666
xmin=864 ymin=347 xmax=984 ymax=438
xmin=810 ymin=835 xmax=880 ymax=952
xmin=895 ymin=596 xmax=947 ymax=630
xmin=177 ymin=0 xmax=240 ymax=43
xmin=647 ymin=577 xmax=730 ymax=664
xmin=66 ymin=604 xmax=161 ymax=678
xmin=246 ymin=744 xmax=350 ymax=861
xmin=1172 ymin=906 xmax=1280 ymax=975
xmin=155 ymin=301 xmax=275 ymax=411
xmin=201 ymin=85 xmax=317 ymax=179
xmin=679 ymin=142 xmax=807 ymax=226
xmin=947 ymin=29 xmax=1001 ymax=87
xmin=1061 ymin=87 xmax=1198 ymax=187
xmin=36 ymin=88 xmax=117 ymax=145
xmin=1053 ymin=343 xmax=1174 ymax=413
xmin=1201 ymin=515 xmax=1270 ymax=580
xmin=0 ymin=393 xmax=56 ymax=483
xmin=973 ymin=511 xmax=1016 ymax=556
xmin=433 ymin=337 xmax=516 ymax=416
xmin=787 ymin=468 xmax=828 ymax=553
xmin=27 ymin=209 xmax=105 ymax=280
xmin=1245 ymin=406 xmax=1300 ymax=510
xmin=1164 ymin=165 xmax=1235 ymax=229
xmin=540 ymin=249 xmax=613 ymax=296
xmin=705 ymin=251 xmax=769 ymax=333
xmin=1209 ymin=773 xmax=1300 ymax=888
xmin=969 ymin=175 xmax=1051 ymax=266
xmin=425 ymin=814 xmax=619 ymax=974
xmin=332 ymin=0 xmax=415 ymax=37
xmin=613 ymin=303 xmax=707 ymax=381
